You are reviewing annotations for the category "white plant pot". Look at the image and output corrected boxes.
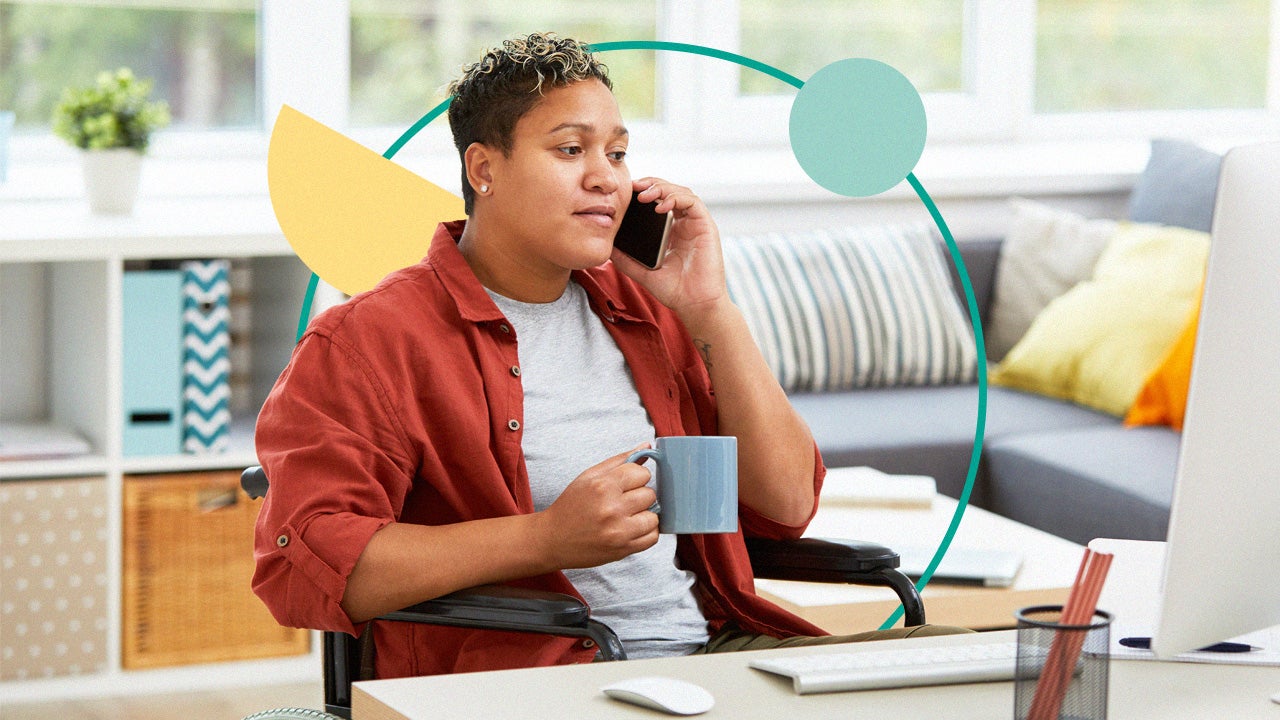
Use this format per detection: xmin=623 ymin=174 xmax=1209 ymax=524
xmin=81 ymin=148 xmax=143 ymax=215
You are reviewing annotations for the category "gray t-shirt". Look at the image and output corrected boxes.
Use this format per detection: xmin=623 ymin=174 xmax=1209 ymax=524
xmin=486 ymin=281 xmax=710 ymax=659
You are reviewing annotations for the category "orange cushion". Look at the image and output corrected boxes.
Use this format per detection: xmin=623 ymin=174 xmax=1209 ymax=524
xmin=1124 ymin=293 xmax=1201 ymax=431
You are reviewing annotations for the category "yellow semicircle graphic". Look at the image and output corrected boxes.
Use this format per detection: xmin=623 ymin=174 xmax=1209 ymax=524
xmin=267 ymin=105 xmax=465 ymax=296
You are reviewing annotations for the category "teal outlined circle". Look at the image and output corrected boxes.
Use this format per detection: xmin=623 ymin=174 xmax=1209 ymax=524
xmin=294 ymin=39 xmax=988 ymax=631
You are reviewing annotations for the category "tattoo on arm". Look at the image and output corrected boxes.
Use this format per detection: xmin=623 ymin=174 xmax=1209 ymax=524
xmin=695 ymin=338 xmax=712 ymax=368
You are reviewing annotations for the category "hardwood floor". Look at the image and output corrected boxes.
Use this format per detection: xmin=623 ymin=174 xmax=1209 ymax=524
xmin=4 ymin=682 xmax=325 ymax=720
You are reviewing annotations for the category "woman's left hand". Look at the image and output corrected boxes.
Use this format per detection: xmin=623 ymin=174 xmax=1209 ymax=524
xmin=610 ymin=178 xmax=729 ymax=322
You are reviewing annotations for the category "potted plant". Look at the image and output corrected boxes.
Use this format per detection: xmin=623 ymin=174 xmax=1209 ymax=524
xmin=52 ymin=68 xmax=170 ymax=214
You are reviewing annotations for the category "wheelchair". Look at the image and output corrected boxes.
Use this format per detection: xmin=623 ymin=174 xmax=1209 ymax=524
xmin=238 ymin=466 xmax=925 ymax=719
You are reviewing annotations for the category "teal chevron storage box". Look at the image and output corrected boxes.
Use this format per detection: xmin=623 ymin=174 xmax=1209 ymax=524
xmin=180 ymin=260 xmax=231 ymax=453
xmin=122 ymin=270 xmax=184 ymax=456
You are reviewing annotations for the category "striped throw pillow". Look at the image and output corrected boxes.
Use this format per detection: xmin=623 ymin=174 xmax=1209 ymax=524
xmin=723 ymin=224 xmax=977 ymax=392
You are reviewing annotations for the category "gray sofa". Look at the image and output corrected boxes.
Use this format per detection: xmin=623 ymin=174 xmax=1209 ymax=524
xmin=790 ymin=237 xmax=1182 ymax=545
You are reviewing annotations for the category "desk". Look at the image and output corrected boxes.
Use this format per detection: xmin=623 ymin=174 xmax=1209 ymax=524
xmin=353 ymin=538 xmax=1279 ymax=719
xmin=352 ymin=630 xmax=1279 ymax=719
xmin=756 ymin=494 xmax=1084 ymax=631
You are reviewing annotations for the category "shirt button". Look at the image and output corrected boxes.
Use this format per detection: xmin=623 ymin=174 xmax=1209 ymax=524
xmin=507 ymin=419 xmax=521 ymax=431
xmin=499 ymin=324 xmax=511 ymax=334
xmin=510 ymin=365 xmax=521 ymax=377
xmin=581 ymin=639 xmax=596 ymax=649
xmin=276 ymin=534 xmax=289 ymax=548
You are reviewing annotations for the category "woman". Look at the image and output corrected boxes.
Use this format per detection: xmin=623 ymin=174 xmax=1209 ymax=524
xmin=252 ymin=31 xmax=963 ymax=680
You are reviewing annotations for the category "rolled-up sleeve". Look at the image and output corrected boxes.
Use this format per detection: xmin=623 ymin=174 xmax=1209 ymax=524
xmin=738 ymin=441 xmax=826 ymax=540
xmin=251 ymin=329 xmax=417 ymax=636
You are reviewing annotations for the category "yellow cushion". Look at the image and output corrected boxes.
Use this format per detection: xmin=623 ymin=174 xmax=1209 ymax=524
xmin=1124 ymin=292 xmax=1201 ymax=430
xmin=989 ymin=222 xmax=1209 ymax=416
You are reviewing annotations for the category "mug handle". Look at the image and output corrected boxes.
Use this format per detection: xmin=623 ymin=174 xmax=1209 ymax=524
xmin=627 ymin=448 xmax=662 ymax=514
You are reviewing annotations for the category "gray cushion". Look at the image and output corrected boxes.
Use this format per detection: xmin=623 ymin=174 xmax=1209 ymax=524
xmin=1127 ymin=138 xmax=1222 ymax=232
xmin=983 ymin=426 xmax=1181 ymax=545
xmin=791 ymin=385 xmax=1115 ymax=498
xmin=944 ymin=237 xmax=1002 ymax=342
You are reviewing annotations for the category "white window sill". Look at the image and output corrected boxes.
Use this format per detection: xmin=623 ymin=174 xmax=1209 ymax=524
xmin=0 ymin=136 xmax=1161 ymax=260
xmin=5 ymin=133 xmax=1260 ymax=250
xmin=0 ymin=137 xmax=1155 ymax=207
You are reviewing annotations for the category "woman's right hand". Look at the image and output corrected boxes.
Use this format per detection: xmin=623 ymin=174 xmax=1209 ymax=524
xmin=536 ymin=445 xmax=660 ymax=569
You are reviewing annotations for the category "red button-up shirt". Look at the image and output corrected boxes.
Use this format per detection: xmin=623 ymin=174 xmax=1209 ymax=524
xmin=252 ymin=221 xmax=828 ymax=679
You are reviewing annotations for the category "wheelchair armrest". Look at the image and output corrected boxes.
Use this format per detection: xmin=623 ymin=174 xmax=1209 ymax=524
xmin=746 ymin=537 xmax=926 ymax=627
xmin=746 ymin=537 xmax=899 ymax=581
xmin=381 ymin=584 xmax=589 ymax=627
xmin=378 ymin=584 xmax=625 ymax=660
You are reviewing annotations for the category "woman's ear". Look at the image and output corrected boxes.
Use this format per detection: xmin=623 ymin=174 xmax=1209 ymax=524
xmin=464 ymin=143 xmax=494 ymax=195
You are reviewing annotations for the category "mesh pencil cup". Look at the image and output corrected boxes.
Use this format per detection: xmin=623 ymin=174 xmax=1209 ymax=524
xmin=1014 ymin=605 xmax=1112 ymax=720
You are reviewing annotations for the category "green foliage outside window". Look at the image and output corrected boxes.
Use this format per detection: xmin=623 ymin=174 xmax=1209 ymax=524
xmin=1036 ymin=0 xmax=1269 ymax=112
xmin=348 ymin=0 xmax=657 ymax=126
xmin=738 ymin=0 xmax=964 ymax=95
xmin=0 ymin=2 xmax=257 ymax=130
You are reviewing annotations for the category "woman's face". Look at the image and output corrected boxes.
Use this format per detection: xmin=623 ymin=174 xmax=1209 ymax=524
xmin=481 ymin=78 xmax=631 ymax=275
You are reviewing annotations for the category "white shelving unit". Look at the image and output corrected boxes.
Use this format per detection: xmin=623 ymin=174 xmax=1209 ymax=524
xmin=0 ymin=196 xmax=335 ymax=703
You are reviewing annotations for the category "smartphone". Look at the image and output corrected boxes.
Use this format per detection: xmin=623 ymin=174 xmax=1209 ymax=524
xmin=614 ymin=190 xmax=675 ymax=270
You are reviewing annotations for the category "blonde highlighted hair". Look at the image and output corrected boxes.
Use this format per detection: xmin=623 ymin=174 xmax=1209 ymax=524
xmin=447 ymin=32 xmax=612 ymax=214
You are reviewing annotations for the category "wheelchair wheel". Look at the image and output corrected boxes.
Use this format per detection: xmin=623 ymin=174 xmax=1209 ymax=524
xmin=241 ymin=708 xmax=345 ymax=720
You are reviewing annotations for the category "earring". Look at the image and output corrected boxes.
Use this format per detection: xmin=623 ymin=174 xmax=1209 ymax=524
xmin=479 ymin=184 xmax=489 ymax=194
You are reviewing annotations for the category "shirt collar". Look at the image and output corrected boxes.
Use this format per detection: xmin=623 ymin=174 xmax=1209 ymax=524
xmin=572 ymin=266 xmax=642 ymax=324
xmin=427 ymin=220 xmax=507 ymax=323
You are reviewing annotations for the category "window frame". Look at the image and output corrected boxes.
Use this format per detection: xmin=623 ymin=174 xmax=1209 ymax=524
xmin=675 ymin=0 xmax=1028 ymax=146
xmin=5 ymin=0 xmax=1279 ymax=186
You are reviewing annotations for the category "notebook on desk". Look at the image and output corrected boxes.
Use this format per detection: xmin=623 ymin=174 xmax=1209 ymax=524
xmin=895 ymin=545 xmax=1023 ymax=587
xmin=1109 ymin=625 xmax=1280 ymax=667
xmin=821 ymin=466 xmax=937 ymax=508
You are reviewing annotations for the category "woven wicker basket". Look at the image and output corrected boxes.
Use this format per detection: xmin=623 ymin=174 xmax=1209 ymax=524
xmin=122 ymin=471 xmax=309 ymax=668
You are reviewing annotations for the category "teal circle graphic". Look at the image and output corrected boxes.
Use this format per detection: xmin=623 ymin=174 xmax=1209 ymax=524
xmin=296 ymin=40 xmax=987 ymax=631
xmin=790 ymin=58 xmax=926 ymax=197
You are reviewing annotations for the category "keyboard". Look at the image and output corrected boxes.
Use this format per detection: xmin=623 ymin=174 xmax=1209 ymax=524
xmin=748 ymin=641 xmax=1018 ymax=694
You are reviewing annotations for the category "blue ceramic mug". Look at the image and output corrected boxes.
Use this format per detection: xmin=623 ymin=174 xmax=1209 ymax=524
xmin=627 ymin=436 xmax=738 ymax=534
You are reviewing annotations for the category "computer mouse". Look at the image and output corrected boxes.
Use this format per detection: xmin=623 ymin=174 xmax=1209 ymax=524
xmin=1271 ymin=690 xmax=1280 ymax=705
xmin=601 ymin=675 xmax=715 ymax=715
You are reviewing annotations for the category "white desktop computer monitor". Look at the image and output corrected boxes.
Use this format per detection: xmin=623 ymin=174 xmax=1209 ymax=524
xmin=1150 ymin=140 xmax=1280 ymax=658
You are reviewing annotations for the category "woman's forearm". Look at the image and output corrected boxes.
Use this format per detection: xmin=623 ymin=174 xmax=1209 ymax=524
xmin=340 ymin=513 xmax=556 ymax=623
xmin=678 ymin=299 xmax=817 ymax=527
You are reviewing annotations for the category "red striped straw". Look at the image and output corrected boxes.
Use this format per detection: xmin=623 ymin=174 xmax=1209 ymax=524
xmin=1028 ymin=549 xmax=1113 ymax=720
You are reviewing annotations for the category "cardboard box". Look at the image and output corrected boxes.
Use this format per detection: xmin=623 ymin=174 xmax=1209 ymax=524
xmin=0 ymin=477 xmax=109 ymax=680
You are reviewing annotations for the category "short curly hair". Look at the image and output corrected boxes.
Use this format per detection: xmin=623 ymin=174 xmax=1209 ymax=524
xmin=446 ymin=32 xmax=613 ymax=214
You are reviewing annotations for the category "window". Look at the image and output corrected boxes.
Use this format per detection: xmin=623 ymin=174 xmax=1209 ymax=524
xmin=348 ymin=0 xmax=657 ymax=126
xmin=2 ymin=0 xmax=1276 ymax=169
xmin=0 ymin=0 xmax=258 ymax=130
xmin=726 ymin=0 xmax=1275 ymax=142
xmin=1035 ymin=0 xmax=1270 ymax=113
xmin=738 ymin=0 xmax=964 ymax=96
